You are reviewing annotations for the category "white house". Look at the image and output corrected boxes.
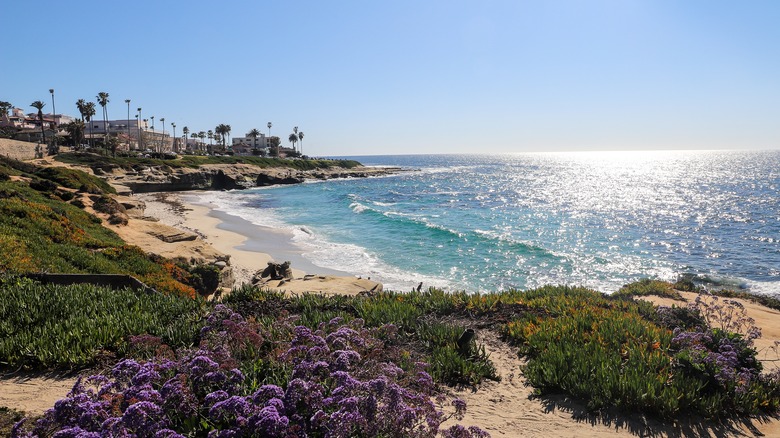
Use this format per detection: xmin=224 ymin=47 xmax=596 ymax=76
xmin=232 ymin=134 xmax=270 ymax=154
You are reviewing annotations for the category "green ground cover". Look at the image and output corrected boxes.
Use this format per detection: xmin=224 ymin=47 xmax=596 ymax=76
xmin=54 ymin=152 xmax=361 ymax=170
xmin=0 ymin=160 xmax=203 ymax=297
xmin=0 ymin=276 xmax=205 ymax=369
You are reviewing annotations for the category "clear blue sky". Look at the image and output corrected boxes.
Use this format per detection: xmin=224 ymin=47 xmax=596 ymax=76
xmin=2 ymin=0 xmax=778 ymax=155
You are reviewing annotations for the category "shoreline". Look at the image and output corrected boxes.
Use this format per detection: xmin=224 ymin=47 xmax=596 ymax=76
xmin=131 ymin=191 xmax=383 ymax=295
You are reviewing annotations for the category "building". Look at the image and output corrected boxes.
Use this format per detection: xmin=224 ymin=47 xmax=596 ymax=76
xmin=0 ymin=108 xmax=37 ymax=129
xmin=232 ymin=134 xmax=270 ymax=155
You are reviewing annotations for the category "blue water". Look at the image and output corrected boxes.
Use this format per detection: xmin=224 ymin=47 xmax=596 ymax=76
xmin=195 ymin=151 xmax=780 ymax=294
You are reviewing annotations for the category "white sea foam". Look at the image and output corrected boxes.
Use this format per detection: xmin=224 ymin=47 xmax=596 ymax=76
xmin=349 ymin=202 xmax=369 ymax=214
xmin=289 ymin=225 xmax=452 ymax=292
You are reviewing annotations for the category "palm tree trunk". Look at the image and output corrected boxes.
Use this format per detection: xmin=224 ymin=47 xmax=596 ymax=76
xmin=39 ymin=111 xmax=46 ymax=144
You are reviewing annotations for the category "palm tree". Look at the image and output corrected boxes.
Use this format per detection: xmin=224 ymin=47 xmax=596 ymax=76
xmin=137 ymin=107 xmax=143 ymax=149
xmin=198 ymin=131 xmax=206 ymax=152
xmin=125 ymin=99 xmax=131 ymax=149
xmin=49 ymin=89 xmax=57 ymax=128
xmin=182 ymin=126 xmax=190 ymax=151
xmin=96 ymin=92 xmax=110 ymax=138
xmin=83 ymin=102 xmax=96 ymax=148
xmin=160 ymin=117 xmax=166 ymax=152
xmin=215 ymin=124 xmax=231 ymax=150
xmin=207 ymin=130 xmax=213 ymax=147
xmin=191 ymin=133 xmax=199 ymax=152
xmin=150 ymin=116 xmax=156 ymax=151
xmin=267 ymin=121 xmax=272 ymax=137
xmin=76 ymin=99 xmax=88 ymax=127
xmin=171 ymin=122 xmax=176 ymax=152
xmin=30 ymin=100 xmax=46 ymax=143
xmin=288 ymin=132 xmax=298 ymax=152
xmin=298 ymin=131 xmax=304 ymax=156
xmin=247 ymin=128 xmax=261 ymax=152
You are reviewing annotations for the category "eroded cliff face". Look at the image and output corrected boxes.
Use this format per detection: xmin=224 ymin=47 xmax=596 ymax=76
xmin=90 ymin=163 xmax=400 ymax=194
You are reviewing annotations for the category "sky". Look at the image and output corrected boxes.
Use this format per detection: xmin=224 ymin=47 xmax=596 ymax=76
xmin=2 ymin=0 xmax=779 ymax=156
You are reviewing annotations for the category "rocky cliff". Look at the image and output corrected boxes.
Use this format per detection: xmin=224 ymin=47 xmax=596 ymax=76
xmin=89 ymin=162 xmax=401 ymax=194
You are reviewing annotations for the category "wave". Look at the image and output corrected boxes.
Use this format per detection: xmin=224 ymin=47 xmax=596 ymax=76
xmin=289 ymin=226 xmax=453 ymax=292
xmin=471 ymin=229 xmax=560 ymax=260
xmin=350 ymin=202 xmax=370 ymax=214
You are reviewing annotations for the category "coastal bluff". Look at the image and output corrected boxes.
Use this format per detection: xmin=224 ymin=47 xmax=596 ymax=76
xmin=85 ymin=161 xmax=401 ymax=194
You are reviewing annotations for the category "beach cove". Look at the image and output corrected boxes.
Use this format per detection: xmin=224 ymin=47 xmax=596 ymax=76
xmin=124 ymin=190 xmax=383 ymax=295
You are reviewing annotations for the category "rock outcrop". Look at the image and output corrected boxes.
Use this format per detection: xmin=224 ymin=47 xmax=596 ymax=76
xmin=89 ymin=163 xmax=402 ymax=194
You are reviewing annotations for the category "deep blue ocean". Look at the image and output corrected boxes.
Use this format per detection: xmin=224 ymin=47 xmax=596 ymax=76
xmin=195 ymin=150 xmax=780 ymax=294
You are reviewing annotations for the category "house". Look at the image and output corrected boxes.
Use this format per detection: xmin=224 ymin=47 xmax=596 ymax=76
xmin=0 ymin=108 xmax=36 ymax=129
xmin=14 ymin=128 xmax=57 ymax=143
xmin=232 ymin=134 xmax=270 ymax=155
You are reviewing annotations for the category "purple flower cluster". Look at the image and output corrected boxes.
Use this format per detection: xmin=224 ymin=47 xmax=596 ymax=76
xmin=675 ymin=294 xmax=767 ymax=386
xmin=689 ymin=294 xmax=762 ymax=342
xmin=14 ymin=308 xmax=488 ymax=437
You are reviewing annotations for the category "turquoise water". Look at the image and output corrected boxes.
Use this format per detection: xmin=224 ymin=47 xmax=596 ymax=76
xmin=195 ymin=151 xmax=780 ymax=294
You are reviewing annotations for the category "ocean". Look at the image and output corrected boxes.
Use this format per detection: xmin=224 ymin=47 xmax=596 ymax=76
xmin=192 ymin=150 xmax=780 ymax=295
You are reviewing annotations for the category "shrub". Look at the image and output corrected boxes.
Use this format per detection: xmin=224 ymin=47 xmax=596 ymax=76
xmin=70 ymin=199 xmax=85 ymax=209
xmin=28 ymin=178 xmax=58 ymax=192
xmin=34 ymin=166 xmax=114 ymax=194
xmin=614 ymin=278 xmax=683 ymax=300
xmin=56 ymin=190 xmax=75 ymax=201
xmin=92 ymin=195 xmax=126 ymax=215
xmin=108 ymin=214 xmax=128 ymax=226
xmin=185 ymin=263 xmax=221 ymax=295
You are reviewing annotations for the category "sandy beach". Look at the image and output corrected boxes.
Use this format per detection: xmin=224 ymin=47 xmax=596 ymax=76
xmin=121 ymin=191 xmax=383 ymax=295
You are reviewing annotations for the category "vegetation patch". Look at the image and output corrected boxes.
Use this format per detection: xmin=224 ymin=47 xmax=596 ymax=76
xmin=499 ymin=286 xmax=780 ymax=419
xmin=12 ymin=304 xmax=488 ymax=437
xmin=55 ymin=152 xmax=362 ymax=171
xmin=224 ymin=286 xmax=499 ymax=387
xmin=613 ymin=278 xmax=684 ymax=300
xmin=0 ymin=156 xmax=113 ymax=195
xmin=0 ymin=276 xmax=204 ymax=370
xmin=0 ymin=179 xmax=195 ymax=297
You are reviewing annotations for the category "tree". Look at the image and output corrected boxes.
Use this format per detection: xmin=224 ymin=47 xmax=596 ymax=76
xmin=182 ymin=126 xmax=190 ymax=151
xmin=288 ymin=132 xmax=298 ymax=152
xmin=76 ymin=99 xmax=87 ymax=122
xmin=63 ymin=120 xmax=85 ymax=149
xmin=198 ymin=131 xmax=206 ymax=152
xmin=96 ymin=92 xmax=110 ymax=153
xmin=207 ymin=130 xmax=213 ymax=147
xmin=298 ymin=131 xmax=304 ymax=156
xmin=81 ymin=101 xmax=97 ymax=149
xmin=247 ymin=128 xmax=261 ymax=152
xmin=191 ymin=133 xmax=199 ymax=153
xmin=30 ymin=100 xmax=46 ymax=143
xmin=96 ymin=92 xmax=109 ymax=134
xmin=0 ymin=101 xmax=12 ymax=118
xmin=215 ymin=124 xmax=231 ymax=150
xmin=269 ymin=136 xmax=281 ymax=157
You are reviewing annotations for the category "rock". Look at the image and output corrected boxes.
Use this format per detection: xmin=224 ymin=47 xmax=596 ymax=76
xmin=147 ymin=229 xmax=199 ymax=243
xmin=255 ymin=261 xmax=294 ymax=282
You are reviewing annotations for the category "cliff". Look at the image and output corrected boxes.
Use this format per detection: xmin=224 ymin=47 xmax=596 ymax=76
xmin=86 ymin=162 xmax=401 ymax=194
